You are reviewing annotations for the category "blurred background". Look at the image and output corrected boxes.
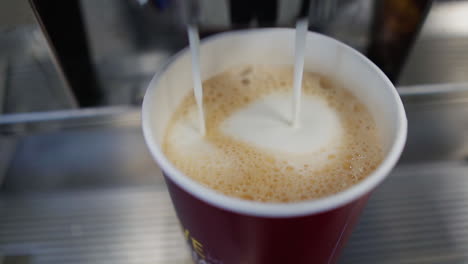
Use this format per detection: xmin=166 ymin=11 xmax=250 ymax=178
xmin=0 ymin=0 xmax=455 ymax=113
xmin=2 ymin=0 xmax=468 ymax=263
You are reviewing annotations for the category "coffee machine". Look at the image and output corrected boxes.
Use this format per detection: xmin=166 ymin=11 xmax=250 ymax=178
xmin=7 ymin=2 xmax=468 ymax=264
xmin=29 ymin=0 xmax=431 ymax=108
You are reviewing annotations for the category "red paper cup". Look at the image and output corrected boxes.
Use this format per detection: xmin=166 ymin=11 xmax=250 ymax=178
xmin=142 ymin=29 xmax=407 ymax=264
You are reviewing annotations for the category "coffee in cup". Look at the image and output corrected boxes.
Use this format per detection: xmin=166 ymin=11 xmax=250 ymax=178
xmin=163 ymin=64 xmax=383 ymax=202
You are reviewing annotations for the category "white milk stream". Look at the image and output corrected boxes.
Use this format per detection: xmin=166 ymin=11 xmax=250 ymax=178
xmin=188 ymin=20 xmax=309 ymax=135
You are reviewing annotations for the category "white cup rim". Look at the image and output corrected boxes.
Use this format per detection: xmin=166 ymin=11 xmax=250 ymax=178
xmin=142 ymin=28 xmax=408 ymax=218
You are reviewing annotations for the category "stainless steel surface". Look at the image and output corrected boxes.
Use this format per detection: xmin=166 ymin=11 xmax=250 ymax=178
xmin=399 ymin=1 xmax=468 ymax=85
xmin=1 ymin=84 xmax=468 ymax=263
xmin=0 ymin=0 xmax=77 ymax=112
xmin=342 ymin=161 xmax=468 ymax=264
xmin=0 ymin=187 xmax=190 ymax=264
xmin=0 ymin=108 xmax=159 ymax=192
xmin=0 ymin=26 xmax=76 ymax=113
xmin=0 ymin=60 xmax=6 ymax=112
xmin=398 ymin=83 xmax=468 ymax=163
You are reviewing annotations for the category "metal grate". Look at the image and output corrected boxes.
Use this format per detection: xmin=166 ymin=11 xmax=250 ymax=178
xmin=2 ymin=161 xmax=468 ymax=263
xmin=342 ymin=161 xmax=468 ymax=264
xmin=0 ymin=186 xmax=190 ymax=264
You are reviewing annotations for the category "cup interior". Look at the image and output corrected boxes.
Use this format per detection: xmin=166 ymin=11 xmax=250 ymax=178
xmin=142 ymin=29 xmax=407 ymax=217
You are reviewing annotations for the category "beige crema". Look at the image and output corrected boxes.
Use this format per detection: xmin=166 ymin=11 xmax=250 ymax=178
xmin=163 ymin=65 xmax=383 ymax=202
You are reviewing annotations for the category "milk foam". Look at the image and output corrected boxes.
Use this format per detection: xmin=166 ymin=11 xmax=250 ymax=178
xmin=163 ymin=65 xmax=383 ymax=202
xmin=221 ymin=92 xmax=342 ymax=155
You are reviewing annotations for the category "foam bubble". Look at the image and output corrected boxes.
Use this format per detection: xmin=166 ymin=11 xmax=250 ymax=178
xmin=162 ymin=65 xmax=383 ymax=203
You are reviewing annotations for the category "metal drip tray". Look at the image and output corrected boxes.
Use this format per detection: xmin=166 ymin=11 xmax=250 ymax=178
xmin=2 ymin=84 xmax=468 ymax=263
